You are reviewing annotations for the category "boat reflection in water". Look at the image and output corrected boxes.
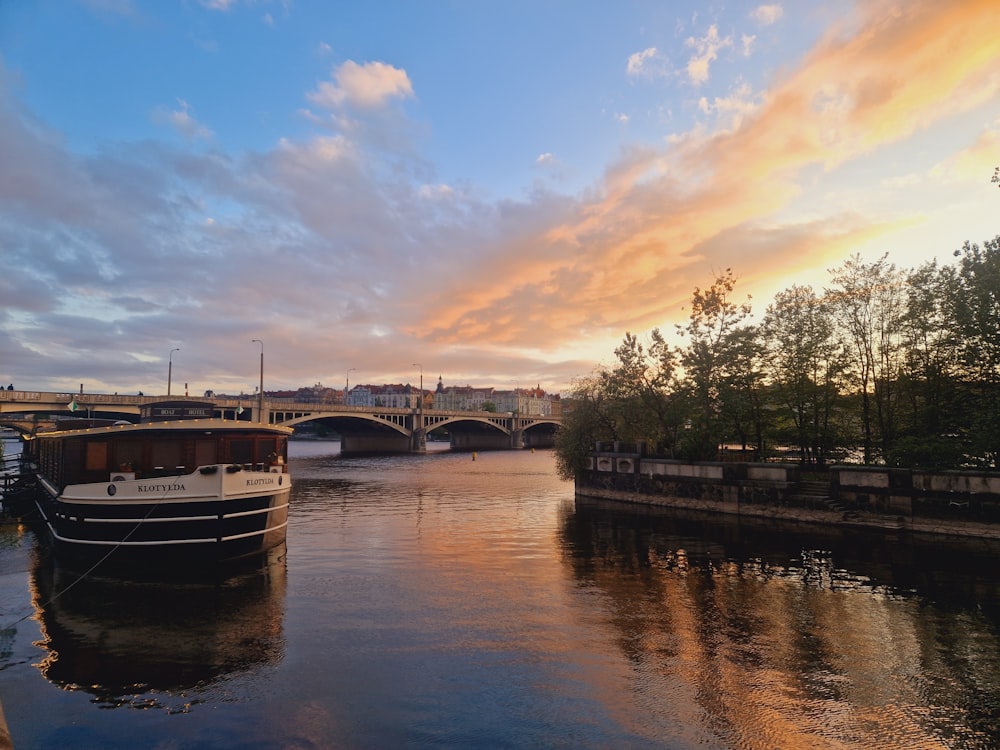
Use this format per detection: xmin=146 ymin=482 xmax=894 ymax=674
xmin=28 ymin=544 xmax=287 ymax=710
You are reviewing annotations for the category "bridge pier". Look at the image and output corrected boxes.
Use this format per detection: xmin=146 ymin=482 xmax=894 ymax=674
xmin=449 ymin=432 xmax=513 ymax=451
xmin=523 ymin=431 xmax=555 ymax=449
xmin=411 ymin=428 xmax=427 ymax=453
xmin=340 ymin=434 xmax=414 ymax=455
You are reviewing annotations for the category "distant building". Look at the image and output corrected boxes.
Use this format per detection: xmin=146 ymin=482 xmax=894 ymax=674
xmin=293 ymin=382 xmax=339 ymax=403
xmin=433 ymin=378 xmax=495 ymax=411
xmin=433 ymin=377 xmax=554 ymax=415
xmin=346 ymin=383 xmax=423 ymax=409
xmin=494 ymin=384 xmax=552 ymax=416
xmin=207 ymin=377 xmax=558 ymax=415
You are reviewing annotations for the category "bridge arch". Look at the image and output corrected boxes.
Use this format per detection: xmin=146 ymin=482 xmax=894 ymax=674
xmin=1 ymin=390 xmax=561 ymax=454
xmin=416 ymin=414 xmax=512 ymax=436
xmin=279 ymin=413 xmax=411 ymax=437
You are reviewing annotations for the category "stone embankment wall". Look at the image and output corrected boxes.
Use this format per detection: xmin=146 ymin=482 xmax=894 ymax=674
xmin=580 ymin=447 xmax=1000 ymax=540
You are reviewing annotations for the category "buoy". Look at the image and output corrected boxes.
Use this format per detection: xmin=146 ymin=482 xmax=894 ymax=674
xmin=472 ymin=452 xmax=477 ymax=461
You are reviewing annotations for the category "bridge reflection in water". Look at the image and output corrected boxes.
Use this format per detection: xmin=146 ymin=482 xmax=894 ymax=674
xmin=0 ymin=389 xmax=561 ymax=454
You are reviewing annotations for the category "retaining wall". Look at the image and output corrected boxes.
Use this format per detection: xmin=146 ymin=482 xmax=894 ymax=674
xmin=578 ymin=451 xmax=1000 ymax=540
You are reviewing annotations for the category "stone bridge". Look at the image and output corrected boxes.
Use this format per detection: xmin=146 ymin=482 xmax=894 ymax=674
xmin=0 ymin=389 xmax=561 ymax=454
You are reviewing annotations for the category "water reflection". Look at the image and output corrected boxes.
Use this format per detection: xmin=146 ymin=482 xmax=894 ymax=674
xmin=7 ymin=445 xmax=1000 ymax=748
xmin=29 ymin=545 xmax=287 ymax=710
xmin=563 ymin=497 xmax=1000 ymax=748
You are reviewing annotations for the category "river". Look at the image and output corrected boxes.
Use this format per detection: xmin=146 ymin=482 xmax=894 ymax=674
xmin=1 ymin=441 xmax=999 ymax=748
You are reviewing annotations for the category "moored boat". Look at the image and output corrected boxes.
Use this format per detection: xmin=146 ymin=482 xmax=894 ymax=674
xmin=21 ymin=401 xmax=292 ymax=564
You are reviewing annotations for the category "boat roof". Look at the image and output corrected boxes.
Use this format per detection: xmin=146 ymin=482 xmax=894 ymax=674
xmin=27 ymin=418 xmax=294 ymax=441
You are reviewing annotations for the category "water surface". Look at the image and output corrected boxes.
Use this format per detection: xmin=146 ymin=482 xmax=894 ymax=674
xmin=1 ymin=442 xmax=999 ymax=748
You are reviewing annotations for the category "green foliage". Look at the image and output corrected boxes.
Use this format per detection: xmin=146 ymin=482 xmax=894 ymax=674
xmin=554 ymin=374 xmax=618 ymax=480
xmin=885 ymin=435 xmax=967 ymax=471
xmin=675 ymin=268 xmax=756 ymax=455
xmin=554 ymin=235 xmax=1000 ymax=474
xmin=951 ymin=238 xmax=1000 ymax=466
xmin=762 ymin=284 xmax=848 ymax=466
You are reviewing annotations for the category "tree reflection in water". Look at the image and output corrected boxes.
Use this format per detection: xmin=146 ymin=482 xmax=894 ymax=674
xmin=562 ymin=497 xmax=1000 ymax=748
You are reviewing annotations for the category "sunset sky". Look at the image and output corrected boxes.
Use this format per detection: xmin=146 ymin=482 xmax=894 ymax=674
xmin=1 ymin=1 xmax=998 ymax=398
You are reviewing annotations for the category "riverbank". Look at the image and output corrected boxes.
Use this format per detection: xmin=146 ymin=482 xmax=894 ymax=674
xmin=578 ymin=450 xmax=1000 ymax=541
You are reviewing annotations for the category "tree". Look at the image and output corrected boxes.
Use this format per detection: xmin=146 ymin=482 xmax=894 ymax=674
xmin=555 ymin=242 xmax=1000 ymax=476
xmin=889 ymin=260 xmax=965 ymax=468
xmin=827 ymin=253 xmax=905 ymax=464
xmin=950 ymin=236 xmax=1000 ymax=466
xmin=554 ymin=373 xmax=622 ymax=480
xmin=717 ymin=324 xmax=768 ymax=458
xmin=761 ymin=285 xmax=847 ymax=466
xmin=605 ymin=329 xmax=686 ymax=456
xmin=675 ymin=269 xmax=752 ymax=460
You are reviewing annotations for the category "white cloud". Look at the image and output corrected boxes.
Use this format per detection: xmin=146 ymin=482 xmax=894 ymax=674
xmin=308 ymin=60 xmax=414 ymax=110
xmin=418 ymin=183 xmax=454 ymax=198
xmin=750 ymin=4 xmax=784 ymax=26
xmin=696 ymin=82 xmax=759 ymax=128
xmin=742 ymin=34 xmax=756 ymax=57
xmin=153 ymin=99 xmax=213 ymax=140
xmin=685 ymin=25 xmax=732 ymax=86
xmin=627 ymin=47 xmax=658 ymax=77
xmin=626 ymin=47 xmax=672 ymax=80
xmin=278 ymin=134 xmax=352 ymax=163
xmin=4 ymin=0 xmax=997 ymax=397
xmin=199 ymin=0 xmax=238 ymax=10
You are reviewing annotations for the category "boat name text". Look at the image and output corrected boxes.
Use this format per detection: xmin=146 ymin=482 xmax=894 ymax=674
xmin=246 ymin=477 xmax=277 ymax=487
xmin=138 ymin=483 xmax=186 ymax=493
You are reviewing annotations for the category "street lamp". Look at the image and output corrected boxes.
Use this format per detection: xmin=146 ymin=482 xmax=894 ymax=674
xmin=412 ymin=363 xmax=423 ymax=421
xmin=345 ymin=368 xmax=357 ymax=404
xmin=252 ymin=339 xmax=264 ymax=422
xmin=167 ymin=348 xmax=180 ymax=396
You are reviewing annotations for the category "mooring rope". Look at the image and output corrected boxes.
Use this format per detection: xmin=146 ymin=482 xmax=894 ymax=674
xmin=0 ymin=487 xmax=172 ymax=630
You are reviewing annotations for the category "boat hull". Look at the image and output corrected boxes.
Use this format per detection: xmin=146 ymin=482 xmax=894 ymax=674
xmin=33 ymin=465 xmax=291 ymax=564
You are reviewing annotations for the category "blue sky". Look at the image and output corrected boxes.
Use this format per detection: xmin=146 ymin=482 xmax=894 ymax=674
xmin=1 ymin=1 xmax=998 ymax=397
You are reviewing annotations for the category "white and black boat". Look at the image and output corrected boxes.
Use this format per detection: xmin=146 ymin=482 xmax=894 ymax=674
xmin=22 ymin=400 xmax=292 ymax=564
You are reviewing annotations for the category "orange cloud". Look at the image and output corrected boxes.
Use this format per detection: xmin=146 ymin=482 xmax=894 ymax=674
xmin=419 ymin=0 xmax=1000 ymax=352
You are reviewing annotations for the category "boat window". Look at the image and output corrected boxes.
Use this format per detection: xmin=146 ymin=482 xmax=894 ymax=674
xmin=229 ymin=439 xmax=253 ymax=465
xmin=85 ymin=441 xmax=109 ymax=471
xmin=257 ymin=438 xmax=276 ymax=463
xmin=195 ymin=439 xmax=218 ymax=466
xmin=115 ymin=441 xmax=143 ymax=470
xmin=151 ymin=441 xmax=182 ymax=470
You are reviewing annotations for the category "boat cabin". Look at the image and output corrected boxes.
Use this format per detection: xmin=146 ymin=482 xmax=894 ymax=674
xmin=26 ymin=401 xmax=291 ymax=491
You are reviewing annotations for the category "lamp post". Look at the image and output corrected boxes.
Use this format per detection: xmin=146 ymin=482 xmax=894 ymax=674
xmin=346 ymin=368 xmax=356 ymax=405
xmin=252 ymin=339 xmax=264 ymax=422
xmin=411 ymin=363 xmax=423 ymax=421
xmin=167 ymin=348 xmax=180 ymax=396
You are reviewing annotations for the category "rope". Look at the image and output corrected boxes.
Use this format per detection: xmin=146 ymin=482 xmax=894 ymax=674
xmin=0 ymin=488 xmax=171 ymax=630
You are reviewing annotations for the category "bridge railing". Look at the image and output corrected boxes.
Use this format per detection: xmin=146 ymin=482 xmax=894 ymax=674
xmin=0 ymin=390 xmax=561 ymax=424
xmin=0 ymin=390 xmax=153 ymax=404
xmin=0 ymin=390 xmax=47 ymax=402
